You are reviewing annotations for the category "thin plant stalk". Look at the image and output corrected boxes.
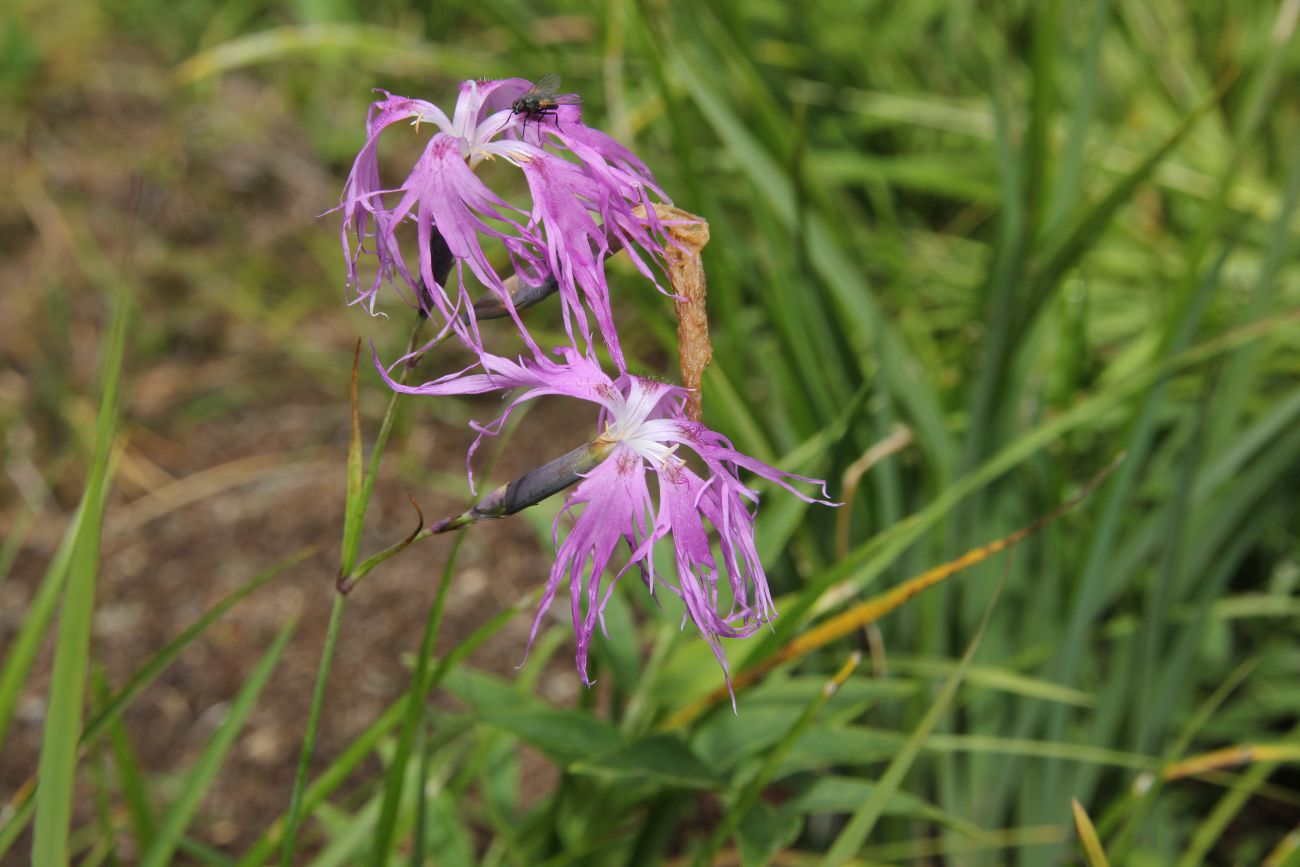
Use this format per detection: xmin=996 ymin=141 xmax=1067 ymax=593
xmin=280 ymin=318 xmax=424 ymax=867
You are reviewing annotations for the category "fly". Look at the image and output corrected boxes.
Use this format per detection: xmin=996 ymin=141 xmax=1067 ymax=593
xmin=511 ymin=73 xmax=581 ymax=134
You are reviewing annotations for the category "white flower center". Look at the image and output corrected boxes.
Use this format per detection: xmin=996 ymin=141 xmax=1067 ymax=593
xmin=598 ymin=381 xmax=684 ymax=469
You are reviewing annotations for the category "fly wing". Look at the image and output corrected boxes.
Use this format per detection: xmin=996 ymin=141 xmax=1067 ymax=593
xmin=531 ymin=72 xmax=562 ymax=96
xmin=553 ymin=93 xmax=583 ymax=105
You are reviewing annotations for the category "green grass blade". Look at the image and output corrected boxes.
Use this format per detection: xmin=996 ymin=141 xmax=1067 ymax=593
xmin=94 ymin=668 xmax=155 ymax=852
xmin=1016 ymin=74 xmax=1233 ymax=338
xmin=0 ymin=799 xmax=33 ymax=862
xmin=87 ymin=674 xmax=122 ymax=867
xmin=32 ymin=282 xmax=129 ymax=867
xmin=1044 ymin=0 xmax=1109 ymax=234
xmin=280 ymin=592 xmax=347 ymax=867
xmin=665 ymin=44 xmax=955 ymax=476
xmin=339 ymin=340 xmax=366 ymax=575
xmin=174 ymin=24 xmax=488 ymax=85
xmin=0 ymin=505 xmax=35 ymax=594
xmin=1175 ymin=723 xmax=1300 ymax=867
xmin=0 ymin=545 xmax=311 ymax=858
xmin=692 ymin=654 xmax=861 ymax=866
xmin=178 ymin=836 xmax=239 ymax=866
xmin=0 ymin=497 xmax=89 ymax=749
xmin=139 ymin=618 xmax=298 ymax=867
xmin=1073 ymin=799 xmax=1112 ymax=867
xmin=819 ymin=577 xmax=1005 ymax=865
xmin=85 ymin=547 xmax=312 ymax=747
xmin=285 ymin=322 xmax=422 ymax=865
xmin=370 ymin=531 xmax=465 ymax=867
xmin=238 ymin=586 xmax=535 ymax=867
xmin=1207 ymin=136 xmax=1300 ymax=450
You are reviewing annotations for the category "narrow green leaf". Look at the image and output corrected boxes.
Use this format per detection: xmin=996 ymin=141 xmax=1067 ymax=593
xmin=174 ymin=24 xmax=488 ymax=85
xmin=32 ymin=283 xmax=129 ymax=867
xmin=370 ymin=531 xmax=465 ymax=867
xmin=0 ymin=497 xmax=90 ymax=750
xmin=140 ymin=619 xmax=297 ymax=867
xmin=280 ymin=592 xmax=347 ymax=867
xmin=477 ymin=708 xmax=622 ymax=766
xmin=1072 ymin=799 xmax=1112 ymax=867
xmin=237 ymin=591 xmax=533 ymax=867
xmin=571 ymin=735 xmax=721 ymax=790
xmin=0 ymin=505 xmax=35 ymax=594
xmin=819 ymin=580 xmax=1003 ymax=865
xmin=177 ymin=836 xmax=239 ymax=866
xmin=85 ymin=547 xmax=312 ymax=748
xmin=1017 ymin=73 xmax=1234 ymax=337
xmin=96 ymin=668 xmax=155 ymax=851
xmin=784 ymin=777 xmax=991 ymax=841
xmin=694 ymin=655 xmax=860 ymax=866
xmin=339 ymin=339 xmax=365 ymax=575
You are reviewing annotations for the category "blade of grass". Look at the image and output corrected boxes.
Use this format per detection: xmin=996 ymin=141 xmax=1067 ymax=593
xmin=691 ymin=654 xmax=861 ymax=866
xmin=1262 ymin=823 xmax=1300 ymax=867
xmin=818 ymin=574 xmax=1006 ymax=865
xmin=1207 ymin=133 xmax=1300 ymax=451
xmin=0 ymin=505 xmax=35 ymax=594
xmin=854 ymin=824 xmax=1065 ymax=862
xmin=174 ymin=24 xmax=488 ymax=85
xmin=0 ymin=496 xmax=92 ymax=749
xmin=370 ymin=531 xmax=466 ymax=867
xmin=0 ymin=547 xmax=308 ymax=856
xmin=1072 ymin=800 xmax=1112 ymax=867
xmin=740 ymin=304 xmax=1299 ymax=677
xmin=139 ymin=618 xmax=297 ymax=867
xmin=32 ymin=281 xmax=129 ymax=867
xmin=282 ymin=320 xmax=420 ymax=865
xmin=280 ymin=592 xmax=347 ymax=866
xmin=665 ymin=43 xmax=956 ymax=478
xmin=665 ymin=456 xmax=1118 ymax=728
xmin=1014 ymin=71 xmax=1235 ymax=339
xmin=178 ymin=836 xmax=239 ymax=866
xmin=94 ymin=667 xmax=155 ymax=853
xmin=1043 ymin=0 xmax=1109 ymax=235
xmin=87 ymin=677 xmax=121 ymax=867
xmin=240 ymin=587 xmax=538 ymax=867
xmin=86 ymin=545 xmax=314 ymax=747
xmin=1174 ymin=723 xmax=1300 ymax=867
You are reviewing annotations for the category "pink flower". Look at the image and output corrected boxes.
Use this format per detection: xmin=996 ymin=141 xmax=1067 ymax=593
xmin=378 ymin=349 xmax=835 ymax=688
xmin=339 ymin=79 xmax=668 ymax=369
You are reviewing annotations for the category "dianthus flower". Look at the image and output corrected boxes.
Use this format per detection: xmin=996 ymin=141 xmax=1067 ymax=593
xmin=339 ymin=78 xmax=668 ymax=369
xmin=377 ymin=348 xmax=834 ymax=688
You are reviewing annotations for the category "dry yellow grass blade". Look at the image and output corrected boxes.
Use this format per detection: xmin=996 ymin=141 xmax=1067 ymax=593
xmin=1163 ymin=743 xmax=1300 ymax=781
xmin=1072 ymin=799 xmax=1112 ymax=867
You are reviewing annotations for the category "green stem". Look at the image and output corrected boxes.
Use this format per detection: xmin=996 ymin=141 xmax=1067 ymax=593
xmin=280 ymin=318 xmax=425 ymax=866
xmin=370 ymin=531 xmax=465 ymax=867
xmin=279 ymin=592 xmax=345 ymax=867
xmin=341 ymin=439 xmax=610 ymax=593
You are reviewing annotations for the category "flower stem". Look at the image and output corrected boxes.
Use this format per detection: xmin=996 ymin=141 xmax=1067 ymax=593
xmin=278 ymin=592 xmax=344 ymax=867
xmin=280 ymin=317 xmax=425 ymax=866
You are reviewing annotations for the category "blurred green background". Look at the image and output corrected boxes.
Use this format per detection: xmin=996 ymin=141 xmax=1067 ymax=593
xmin=2 ymin=0 xmax=1300 ymax=864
